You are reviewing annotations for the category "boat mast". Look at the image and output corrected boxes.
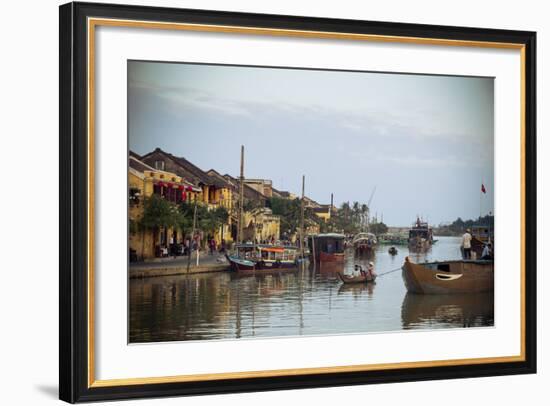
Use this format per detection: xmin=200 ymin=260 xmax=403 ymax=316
xmin=237 ymin=145 xmax=244 ymax=244
xmin=366 ymin=186 xmax=376 ymax=233
xmin=300 ymin=175 xmax=305 ymax=259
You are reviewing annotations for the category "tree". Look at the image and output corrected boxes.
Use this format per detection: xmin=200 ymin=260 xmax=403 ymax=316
xmin=435 ymin=214 xmax=495 ymax=236
xmin=369 ymin=222 xmax=388 ymax=235
xmin=140 ymin=194 xmax=181 ymax=254
xmin=178 ymin=201 xmax=229 ymax=242
xmin=269 ymin=197 xmax=319 ymax=238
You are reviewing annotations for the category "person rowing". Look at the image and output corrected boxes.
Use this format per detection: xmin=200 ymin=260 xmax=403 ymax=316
xmin=366 ymin=261 xmax=377 ymax=281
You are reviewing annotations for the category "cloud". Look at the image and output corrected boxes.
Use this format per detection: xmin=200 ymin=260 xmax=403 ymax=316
xmin=129 ymin=77 xmax=493 ymax=150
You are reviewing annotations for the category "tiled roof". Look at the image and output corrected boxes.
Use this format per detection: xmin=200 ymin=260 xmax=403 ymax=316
xmin=141 ymin=148 xmax=224 ymax=187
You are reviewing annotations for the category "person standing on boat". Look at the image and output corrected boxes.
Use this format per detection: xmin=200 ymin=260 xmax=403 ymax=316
xmin=462 ymin=228 xmax=472 ymax=259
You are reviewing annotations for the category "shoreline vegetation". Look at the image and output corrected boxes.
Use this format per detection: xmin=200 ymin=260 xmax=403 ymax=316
xmin=433 ymin=214 xmax=494 ymax=237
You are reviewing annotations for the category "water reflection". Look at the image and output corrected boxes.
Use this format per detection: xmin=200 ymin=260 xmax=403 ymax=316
xmin=129 ymin=236 xmax=494 ymax=343
xmin=401 ymin=292 xmax=494 ymax=329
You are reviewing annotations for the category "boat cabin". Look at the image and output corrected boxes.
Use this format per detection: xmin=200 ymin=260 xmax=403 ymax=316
xmin=471 ymin=225 xmax=493 ymax=242
xmin=308 ymin=233 xmax=345 ymax=262
xmin=408 ymin=218 xmax=433 ymax=241
xmin=234 ymin=244 xmax=298 ymax=262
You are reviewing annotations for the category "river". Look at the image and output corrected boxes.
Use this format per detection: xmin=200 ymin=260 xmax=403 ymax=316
xmin=129 ymin=236 xmax=493 ymax=343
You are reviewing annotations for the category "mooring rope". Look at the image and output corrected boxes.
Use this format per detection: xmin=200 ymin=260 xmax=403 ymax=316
xmin=376 ymin=265 xmax=403 ymax=278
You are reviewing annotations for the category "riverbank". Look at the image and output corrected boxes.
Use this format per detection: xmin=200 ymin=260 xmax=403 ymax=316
xmin=130 ymin=253 xmax=230 ymax=279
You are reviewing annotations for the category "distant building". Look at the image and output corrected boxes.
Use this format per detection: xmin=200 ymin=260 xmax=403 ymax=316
xmin=244 ymin=178 xmax=274 ymax=198
xmin=313 ymin=205 xmax=332 ymax=222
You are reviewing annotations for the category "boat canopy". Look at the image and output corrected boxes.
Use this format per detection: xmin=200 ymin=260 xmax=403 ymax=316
xmin=312 ymin=233 xmax=345 ymax=239
xmin=234 ymin=243 xmax=298 ymax=253
xmin=352 ymin=232 xmax=377 ymax=244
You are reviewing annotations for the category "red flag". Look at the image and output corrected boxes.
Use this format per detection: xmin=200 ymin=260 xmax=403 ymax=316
xmin=481 ymin=184 xmax=486 ymax=194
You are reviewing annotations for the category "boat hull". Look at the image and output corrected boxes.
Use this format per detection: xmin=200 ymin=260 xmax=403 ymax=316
xmin=226 ymin=254 xmax=297 ymax=274
xmin=338 ymin=272 xmax=376 ymax=284
xmin=354 ymin=244 xmax=376 ymax=255
xmin=408 ymin=236 xmax=432 ymax=252
xmin=402 ymin=258 xmax=493 ymax=294
xmin=319 ymin=251 xmax=345 ymax=262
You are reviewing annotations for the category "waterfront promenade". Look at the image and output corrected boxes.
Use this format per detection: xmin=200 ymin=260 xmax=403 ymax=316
xmin=130 ymin=252 xmax=230 ymax=279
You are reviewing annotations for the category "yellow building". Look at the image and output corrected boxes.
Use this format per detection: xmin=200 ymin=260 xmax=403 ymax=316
xmin=242 ymin=207 xmax=281 ymax=243
xmin=313 ymin=206 xmax=332 ymax=222
xmin=128 ymin=155 xmax=201 ymax=261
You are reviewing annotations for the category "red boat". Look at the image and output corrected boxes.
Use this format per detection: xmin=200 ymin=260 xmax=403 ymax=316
xmin=308 ymin=233 xmax=346 ymax=263
xmin=319 ymin=251 xmax=345 ymax=262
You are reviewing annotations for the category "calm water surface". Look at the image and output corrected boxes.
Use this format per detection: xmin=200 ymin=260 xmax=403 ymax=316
xmin=129 ymin=236 xmax=493 ymax=343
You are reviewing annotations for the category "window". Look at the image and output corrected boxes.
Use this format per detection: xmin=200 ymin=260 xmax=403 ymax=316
xmin=154 ymin=160 xmax=165 ymax=170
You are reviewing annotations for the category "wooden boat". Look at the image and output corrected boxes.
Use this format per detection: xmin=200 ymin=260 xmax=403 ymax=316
xmin=338 ymin=272 xmax=376 ymax=284
xmin=319 ymin=251 xmax=345 ymax=262
xmin=352 ymin=232 xmax=378 ymax=255
xmin=226 ymin=244 xmax=299 ymax=273
xmin=378 ymin=234 xmax=408 ymax=245
xmin=408 ymin=217 xmax=433 ymax=251
xmin=308 ymin=233 xmax=345 ymax=263
xmin=470 ymin=225 xmax=494 ymax=258
xmin=401 ymin=256 xmax=493 ymax=294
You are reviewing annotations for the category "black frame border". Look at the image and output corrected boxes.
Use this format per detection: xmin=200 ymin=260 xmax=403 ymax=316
xmin=59 ymin=2 xmax=537 ymax=403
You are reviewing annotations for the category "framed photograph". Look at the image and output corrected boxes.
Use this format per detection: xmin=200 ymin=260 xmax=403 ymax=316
xmin=59 ymin=1 xmax=536 ymax=403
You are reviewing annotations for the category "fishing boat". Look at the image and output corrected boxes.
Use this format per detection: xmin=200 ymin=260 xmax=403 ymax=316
xmin=352 ymin=232 xmax=378 ymax=255
xmin=401 ymin=256 xmax=493 ymax=294
xmin=408 ymin=217 xmax=433 ymax=251
xmin=338 ymin=272 xmax=376 ymax=284
xmin=308 ymin=233 xmax=345 ymax=263
xmin=378 ymin=234 xmax=408 ymax=245
xmin=226 ymin=244 xmax=299 ymax=273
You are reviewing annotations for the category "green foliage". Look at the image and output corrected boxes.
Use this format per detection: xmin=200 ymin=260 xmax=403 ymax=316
xmin=178 ymin=201 xmax=229 ymax=236
xmin=369 ymin=221 xmax=388 ymax=235
xmin=140 ymin=194 xmax=181 ymax=230
xmin=129 ymin=219 xmax=139 ymax=235
xmin=243 ymin=199 xmax=263 ymax=212
xmin=269 ymin=197 xmax=318 ymax=235
xmin=327 ymin=201 xmax=370 ymax=234
xmin=436 ymin=214 xmax=495 ymax=236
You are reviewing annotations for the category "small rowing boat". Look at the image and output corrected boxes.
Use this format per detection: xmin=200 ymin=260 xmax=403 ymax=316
xmin=338 ymin=272 xmax=376 ymax=284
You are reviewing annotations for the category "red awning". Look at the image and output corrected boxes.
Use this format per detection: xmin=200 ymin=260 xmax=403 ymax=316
xmin=261 ymin=247 xmax=285 ymax=253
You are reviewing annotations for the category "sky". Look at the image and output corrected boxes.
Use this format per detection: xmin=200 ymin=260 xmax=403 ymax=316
xmin=128 ymin=60 xmax=494 ymax=227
